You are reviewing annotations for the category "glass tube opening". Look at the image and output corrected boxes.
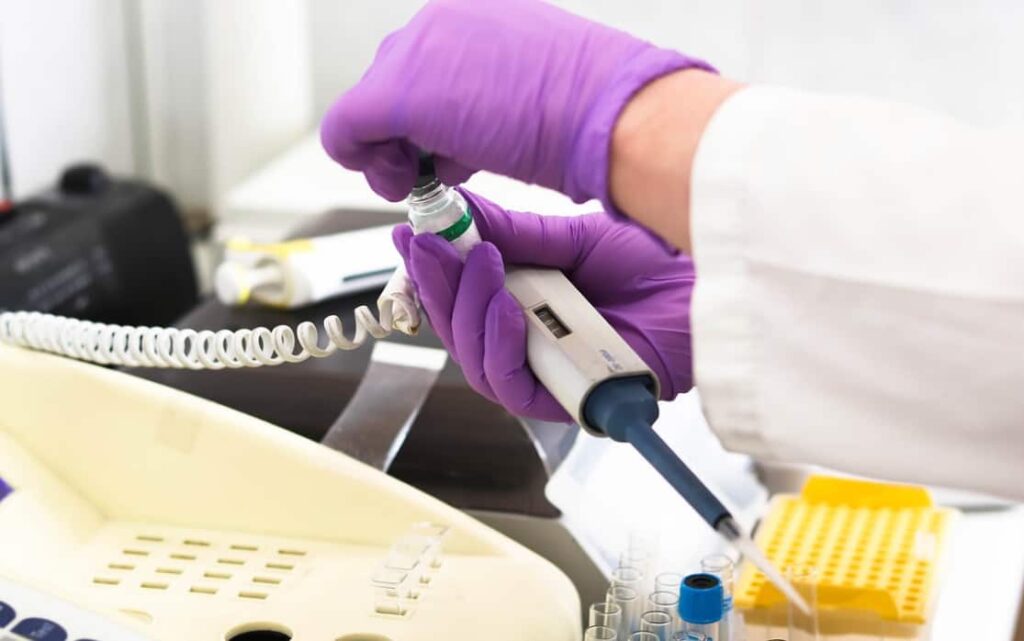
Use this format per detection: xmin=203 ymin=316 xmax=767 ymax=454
xmin=584 ymin=625 xmax=618 ymax=641
xmin=647 ymin=590 xmax=679 ymax=612
xmin=700 ymin=555 xmax=734 ymax=581
xmin=640 ymin=609 xmax=674 ymax=640
xmin=608 ymin=585 xmax=640 ymax=637
xmin=612 ymin=565 xmax=645 ymax=589
xmin=590 ymin=601 xmax=623 ymax=629
xmin=654 ymin=572 xmax=683 ymax=594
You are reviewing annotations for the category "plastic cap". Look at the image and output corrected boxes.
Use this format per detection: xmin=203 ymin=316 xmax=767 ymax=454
xmin=679 ymin=573 xmax=723 ymax=624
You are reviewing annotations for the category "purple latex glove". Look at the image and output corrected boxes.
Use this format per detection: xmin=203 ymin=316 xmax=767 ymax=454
xmin=322 ymin=0 xmax=713 ymax=215
xmin=394 ymin=189 xmax=694 ymax=422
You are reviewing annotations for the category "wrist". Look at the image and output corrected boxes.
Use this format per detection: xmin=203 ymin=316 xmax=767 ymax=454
xmin=564 ymin=48 xmax=714 ymax=209
xmin=610 ymin=70 xmax=743 ymax=252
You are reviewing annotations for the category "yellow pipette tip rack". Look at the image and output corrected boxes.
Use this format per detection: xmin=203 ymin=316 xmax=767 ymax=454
xmin=735 ymin=475 xmax=956 ymax=634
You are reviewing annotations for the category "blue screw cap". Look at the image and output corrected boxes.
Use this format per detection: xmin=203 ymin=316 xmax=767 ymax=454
xmin=679 ymin=573 xmax=724 ymax=624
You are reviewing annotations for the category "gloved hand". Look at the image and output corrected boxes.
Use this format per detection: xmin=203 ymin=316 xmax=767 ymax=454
xmin=322 ymin=0 xmax=712 ymax=214
xmin=394 ymin=189 xmax=694 ymax=422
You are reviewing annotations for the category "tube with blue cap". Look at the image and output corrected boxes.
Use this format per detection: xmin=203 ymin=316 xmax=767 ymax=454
xmin=675 ymin=573 xmax=724 ymax=640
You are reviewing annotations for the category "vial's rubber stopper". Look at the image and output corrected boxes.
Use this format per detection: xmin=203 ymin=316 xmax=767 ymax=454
xmin=415 ymin=153 xmax=437 ymax=189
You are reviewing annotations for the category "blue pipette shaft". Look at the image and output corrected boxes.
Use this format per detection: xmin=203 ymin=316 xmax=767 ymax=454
xmin=622 ymin=421 xmax=811 ymax=613
xmin=622 ymin=423 xmax=731 ymax=530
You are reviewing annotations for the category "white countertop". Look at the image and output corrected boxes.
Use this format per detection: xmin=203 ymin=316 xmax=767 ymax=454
xmin=932 ymin=505 xmax=1024 ymax=640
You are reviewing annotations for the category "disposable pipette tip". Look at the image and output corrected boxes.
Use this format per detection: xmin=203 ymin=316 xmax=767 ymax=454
xmin=717 ymin=517 xmax=812 ymax=615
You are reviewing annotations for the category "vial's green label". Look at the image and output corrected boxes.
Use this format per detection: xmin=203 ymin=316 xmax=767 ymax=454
xmin=436 ymin=209 xmax=473 ymax=242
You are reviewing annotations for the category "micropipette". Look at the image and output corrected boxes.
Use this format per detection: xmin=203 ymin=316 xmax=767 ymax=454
xmin=503 ymin=270 xmax=811 ymax=610
xmin=403 ymin=158 xmax=812 ymax=614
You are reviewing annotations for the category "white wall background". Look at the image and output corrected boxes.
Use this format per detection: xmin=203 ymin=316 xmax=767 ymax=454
xmin=132 ymin=0 xmax=314 ymax=214
xmin=551 ymin=0 xmax=1024 ymax=127
xmin=2 ymin=0 xmax=1023 ymax=208
xmin=307 ymin=0 xmax=1024 ymax=127
xmin=202 ymin=0 xmax=313 ymax=207
xmin=134 ymin=0 xmax=210 ymax=211
xmin=0 ymin=0 xmax=136 ymax=197
xmin=307 ymin=0 xmax=422 ymax=118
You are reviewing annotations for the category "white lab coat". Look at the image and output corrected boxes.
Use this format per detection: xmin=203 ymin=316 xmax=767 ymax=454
xmin=689 ymin=87 xmax=1024 ymax=500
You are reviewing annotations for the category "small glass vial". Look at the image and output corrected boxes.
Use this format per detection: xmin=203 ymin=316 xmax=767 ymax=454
xmin=407 ymin=155 xmax=481 ymax=258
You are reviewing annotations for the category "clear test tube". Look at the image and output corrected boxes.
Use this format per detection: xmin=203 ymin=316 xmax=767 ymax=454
xmin=647 ymin=590 xmax=680 ymax=614
xmin=628 ymin=531 xmax=657 ymax=555
xmin=584 ymin=625 xmax=618 ymax=641
xmin=612 ymin=565 xmax=645 ymax=592
xmin=607 ymin=585 xmax=641 ymax=637
xmin=647 ymin=590 xmax=681 ymax=632
xmin=700 ymin=555 xmax=735 ymax=641
xmin=590 ymin=601 xmax=623 ymax=631
xmin=640 ymin=610 xmax=674 ymax=641
xmin=786 ymin=566 xmax=820 ymax=641
xmin=630 ymin=633 xmax=660 ymax=641
xmin=655 ymin=572 xmax=684 ymax=595
xmin=620 ymin=548 xmax=653 ymax=574
xmin=620 ymin=548 xmax=654 ymax=594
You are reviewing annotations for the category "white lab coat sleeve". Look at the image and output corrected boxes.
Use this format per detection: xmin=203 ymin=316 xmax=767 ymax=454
xmin=689 ymin=86 xmax=1024 ymax=499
